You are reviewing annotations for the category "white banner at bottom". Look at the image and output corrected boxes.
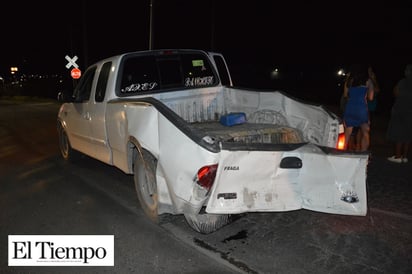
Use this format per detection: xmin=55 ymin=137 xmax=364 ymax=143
xmin=8 ymin=235 xmax=114 ymax=266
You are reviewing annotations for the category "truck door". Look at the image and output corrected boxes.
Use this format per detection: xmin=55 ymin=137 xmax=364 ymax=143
xmin=87 ymin=61 xmax=112 ymax=163
xmin=65 ymin=66 xmax=97 ymax=157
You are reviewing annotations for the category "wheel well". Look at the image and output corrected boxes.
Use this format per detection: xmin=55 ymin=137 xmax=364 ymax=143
xmin=127 ymin=138 xmax=156 ymax=174
xmin=127 ymin=141 xmax=138 ymax=173
xmin=128 ymin=141 xmax=174 ymax=214
xmin=57 ymin=120 xmax=64 ymax=131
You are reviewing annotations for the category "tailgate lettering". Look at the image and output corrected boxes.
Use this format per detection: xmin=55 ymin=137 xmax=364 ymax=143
xmin=223 ymin=166 xmax=239 ymax=171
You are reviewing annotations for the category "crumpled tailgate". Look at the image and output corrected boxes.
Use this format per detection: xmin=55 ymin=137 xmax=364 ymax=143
xmin=206 ymin=144 xmax=368 ymax=216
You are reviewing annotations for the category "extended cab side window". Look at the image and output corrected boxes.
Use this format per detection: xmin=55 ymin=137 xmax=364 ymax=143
xmin=213 ymin=55 xmax=231 ymax=86
xmin=95 ymin=62 xmax=112 ymax=102
xmin=119 ymin=56 xmax=159 ymax=95
xmin=73 ymin=66 xmax=97 ymax=102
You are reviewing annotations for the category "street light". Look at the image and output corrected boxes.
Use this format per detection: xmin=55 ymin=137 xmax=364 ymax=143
xmin=270 ymin=68 xmax=280 ymax=80
xmin=10 ymin=67 xmax=18 ymax=75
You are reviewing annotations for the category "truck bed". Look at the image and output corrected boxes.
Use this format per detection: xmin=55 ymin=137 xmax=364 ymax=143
xmin=191 ymin=122 xmax=303 ymax=144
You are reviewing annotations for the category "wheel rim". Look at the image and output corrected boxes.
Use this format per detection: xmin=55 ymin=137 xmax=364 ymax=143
xmin=58 ymin=126 xmax=69 ymax=158
xmin=136 ymin=163 xmax=156 ymax=208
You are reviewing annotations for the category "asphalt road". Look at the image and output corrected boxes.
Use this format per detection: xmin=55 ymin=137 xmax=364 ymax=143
xmin=0 ymin=98 xmax=240 ymax=274
xmin=1 ymin=97 xmax=411 ymax=274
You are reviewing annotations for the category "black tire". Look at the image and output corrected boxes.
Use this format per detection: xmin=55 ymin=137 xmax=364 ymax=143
xmin=57 ymin=122 xmax=79 ymax=162
xmin=133 ymin=149 xmax=159 ymax=223
xmin=184 ymin=211 xmax=233 ymax=234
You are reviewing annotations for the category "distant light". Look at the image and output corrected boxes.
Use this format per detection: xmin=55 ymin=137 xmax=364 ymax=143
xmin=10 ymin=67 xmax=18 ymax=74
xmin=337 ymin=69 xmax=346 ymax=76
xmin=270 ymin=68 xmax=280 ymax=80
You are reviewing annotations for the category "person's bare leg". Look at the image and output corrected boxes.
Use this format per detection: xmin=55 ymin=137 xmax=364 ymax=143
xmin=356 ymin=129 xmax=361 ymax=151
xmin=344 ymin=127 xmax=353 ymax=150
xmin=395 ymin=143 xmax=402 ymax=158
xmin=360 ymin=123 xmax=370 ymax=151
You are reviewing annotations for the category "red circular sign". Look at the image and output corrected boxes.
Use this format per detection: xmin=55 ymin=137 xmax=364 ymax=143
xmin=71 ymin=68 xmax=81 ymax=79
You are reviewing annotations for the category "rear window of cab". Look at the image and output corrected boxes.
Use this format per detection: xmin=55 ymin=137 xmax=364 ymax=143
xmin=117 ymin=52 xmax=218 ymax=96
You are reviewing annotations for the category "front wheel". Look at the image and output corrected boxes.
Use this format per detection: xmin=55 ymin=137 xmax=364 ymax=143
xmin=133 ymin=149 xmax=159 ymax=223
xmin=57 ymin=123 xmax=79 ymax=161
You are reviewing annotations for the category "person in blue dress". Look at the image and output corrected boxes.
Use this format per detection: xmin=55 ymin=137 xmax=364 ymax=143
xmin=342 ymin=64 xmax=375 ymax=151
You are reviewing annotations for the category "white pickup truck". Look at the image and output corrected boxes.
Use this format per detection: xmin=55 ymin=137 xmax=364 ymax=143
xmin=57 ymin=49 xmax=369 ymax=234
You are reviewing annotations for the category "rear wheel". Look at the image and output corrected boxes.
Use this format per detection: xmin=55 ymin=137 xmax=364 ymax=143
xmin=133 ymin=149 xmax=159 ymax=223
xmin=134 ymin=148 xmax=233 ymax=233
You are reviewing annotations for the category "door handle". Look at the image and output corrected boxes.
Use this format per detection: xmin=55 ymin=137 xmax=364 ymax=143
xmin=83 ymin=112 xmax=91 ymax=120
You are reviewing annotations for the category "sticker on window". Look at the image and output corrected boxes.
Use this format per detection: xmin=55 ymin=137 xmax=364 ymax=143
xmin=185 ymin=76 xmax=214 ymax=87
xmin=121 ymin=82 xmax=158 ymax=93
xmin=192 ymin=60 xmax=204 ymax=67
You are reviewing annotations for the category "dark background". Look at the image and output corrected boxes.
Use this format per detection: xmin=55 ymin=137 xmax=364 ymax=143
xmin=1 ymin=0 xmax=411 ymax=107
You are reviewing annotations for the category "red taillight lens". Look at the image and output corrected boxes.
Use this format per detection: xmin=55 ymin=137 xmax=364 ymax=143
xmin=337 ymin=133 xmax=345 ymax=150
xmin=196 ymin=164 xmax=218 ymax=191
xmin=160 ymin=50 xmax=177 ymax=55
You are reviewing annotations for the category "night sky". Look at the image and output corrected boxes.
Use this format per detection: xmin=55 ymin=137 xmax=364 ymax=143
xmin=1 ymin=0 xmax=411 ymax=102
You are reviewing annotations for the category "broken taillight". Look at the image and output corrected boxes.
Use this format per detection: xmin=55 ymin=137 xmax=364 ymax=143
xmin=337 ymin=133 xmax=345 ymax=150
xmin=196 ymin=164 xmax=218 ymax=191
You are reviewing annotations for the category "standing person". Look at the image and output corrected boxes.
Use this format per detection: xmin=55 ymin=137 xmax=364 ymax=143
xmin=342 ymin=64 xmax=374 ymax=151
xmin=386 ymin=64 xmax=412 ymax=163
xmin=367 ymin=65 xmax=380 ymax=121
xmin=341 ymin=71 xmax=360 ymax=151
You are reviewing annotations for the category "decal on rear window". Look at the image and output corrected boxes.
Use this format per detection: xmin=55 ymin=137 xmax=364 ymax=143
xmin=121 ymin=82 xmax=158 ymax=93
xmin=185 ymin=76 xmax=214 ymax=87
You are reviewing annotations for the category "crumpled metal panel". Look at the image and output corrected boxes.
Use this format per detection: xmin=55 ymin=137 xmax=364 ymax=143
xmin=206 ymin=144 xmax=368 ymax=216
